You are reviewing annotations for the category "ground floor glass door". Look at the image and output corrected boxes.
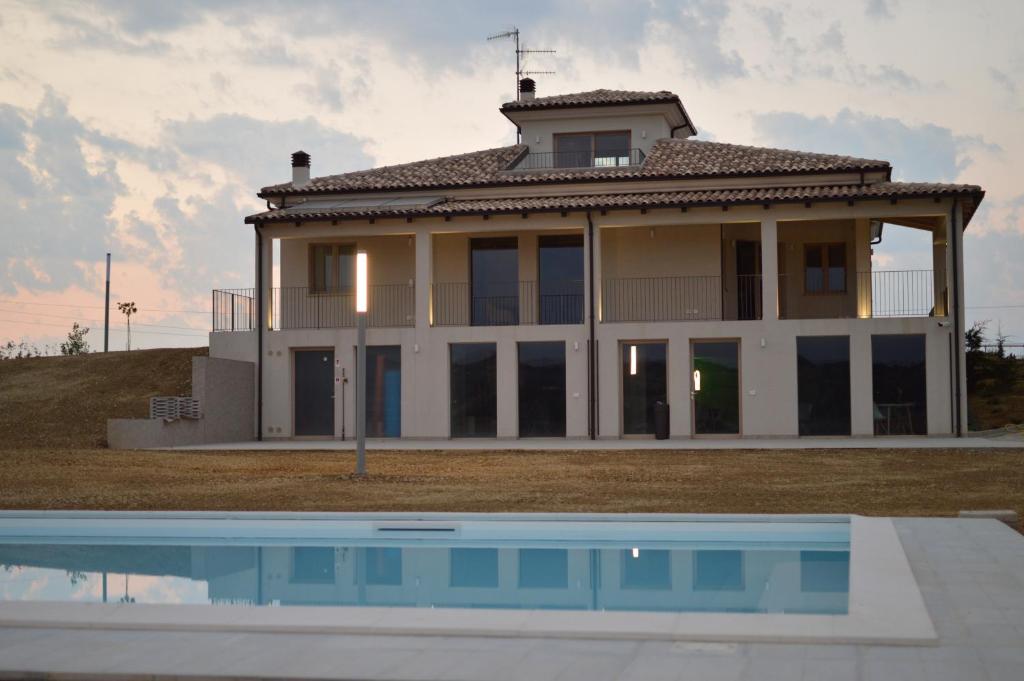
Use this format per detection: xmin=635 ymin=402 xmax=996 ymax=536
xmin=692 ymin=340 xmax=740 ymax=435
xmin=450 ymin=343 xmax=497 ymax=437
xmin=622 ymin=342 xmax=667 ymax=435
xmin=518 ymin=341 xmax=566 ymax=437
xmin=365 ymin=346 xmax=401 ymax=438
xmin=294 ymin=349 xmax=334 ymax=436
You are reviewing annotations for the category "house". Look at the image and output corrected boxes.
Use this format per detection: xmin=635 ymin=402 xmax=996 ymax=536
xmin=212 ymin=80 xmax=983 ymax=441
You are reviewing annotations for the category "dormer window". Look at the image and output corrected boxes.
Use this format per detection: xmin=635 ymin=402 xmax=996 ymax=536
xmin=554 ymin=131 xmax=631 ymax=168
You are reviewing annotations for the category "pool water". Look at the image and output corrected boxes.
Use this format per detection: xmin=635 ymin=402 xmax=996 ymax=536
xmin=0 ymin=515 xmax=850 ymax=615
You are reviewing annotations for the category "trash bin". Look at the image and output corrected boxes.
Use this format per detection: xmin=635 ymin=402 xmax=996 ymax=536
xmin=654 ymin=401 xmax=670 ymax=440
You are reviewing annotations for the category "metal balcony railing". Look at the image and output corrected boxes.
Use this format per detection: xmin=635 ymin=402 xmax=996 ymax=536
xmin=515 ymin=148 xmax=646 ymax=171
xmin=431 ymin=281 xmax=584 ymax=327
xmin=273 ymin=285 xmax=414 ymax=329
xmin=778 ymin=270 xmax=936 ymax=320
xmin=212 ymin=288 xmax=255 ymax=332
xmin=601 ymin=275 xmax=763 ymax=322
xmin=212 ymin=285 xmax=415 ymax=331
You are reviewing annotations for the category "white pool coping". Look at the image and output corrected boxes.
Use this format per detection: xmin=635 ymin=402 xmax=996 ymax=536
xmin=0 ymin=512 xmax=936 ymax=645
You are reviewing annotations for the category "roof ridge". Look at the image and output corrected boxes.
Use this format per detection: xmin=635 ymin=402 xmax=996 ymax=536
xmin=305 ymin=144 xmax=526 ymax=183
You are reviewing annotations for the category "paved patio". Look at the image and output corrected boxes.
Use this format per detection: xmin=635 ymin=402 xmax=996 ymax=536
xmin=169 ymin=434 xmax=1024 ymax=451
xmin=0 ymin=518 xmax=1021 ymax=680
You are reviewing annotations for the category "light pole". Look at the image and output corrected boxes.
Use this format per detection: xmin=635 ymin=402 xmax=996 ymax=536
xmin=355 ymin=251 xmax=368 ymax=477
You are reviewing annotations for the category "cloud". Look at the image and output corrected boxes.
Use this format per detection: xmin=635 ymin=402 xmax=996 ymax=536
xmin=0 ymin=90 xmax=125 ymax=294
xmin=752 ymin=108 xmax=998 ymax=182
xmin=817 ymin=22 xmax=845 ymax=54
xmin=0 ymin=87 xmax=374 ymax=303
xmin=162 ymin=114 xmax=373 ymax=190
xmin=865 ymin=0 xmax=898 ymax=19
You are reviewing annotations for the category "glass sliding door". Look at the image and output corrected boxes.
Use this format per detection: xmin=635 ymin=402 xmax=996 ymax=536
xmin=449 ymin=343 xmax=497 ymax=437
xmin=518 ymin=341 xmax=566 ymax=437
xmin=622 ymin=341 xmax=667 ymax=436
xmin=796 ymin=336 xmax=851 ymax=436
xmin=365 ymin=345 xmax=401 ymax=438
xmin=871 ymin=335 xmax=927 ymax=435
xmin=692 ymin=340 xmax=740 ymax=436
xmin=471 ymin=237 xmax=518 ymax=326
xmin=538 ymin=235 xmax=584 ymax=324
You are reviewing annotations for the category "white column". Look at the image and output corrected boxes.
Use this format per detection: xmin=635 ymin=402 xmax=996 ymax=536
xmin=855 ymin=218 xmax=873 ymax=318
xmin=760 ymin=218 xmax=779 ymax=320
xmin=414 ymin=229 xmax=432 ymax=330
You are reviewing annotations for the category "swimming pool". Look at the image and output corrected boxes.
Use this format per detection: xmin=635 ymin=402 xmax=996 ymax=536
xmin=0 ymin=512 xmax=934 ymax=643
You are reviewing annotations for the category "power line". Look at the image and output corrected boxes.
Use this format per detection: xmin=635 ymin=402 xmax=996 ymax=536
xmin=966 ymin=304 xmax=1024 ymax=309
xmin=0 ymin=305 xmax=207 ymax=331
xmin=0 ymin=319 xmax=207 ymax=339
xmin=0 ymin=298 xmax=210 ymax=314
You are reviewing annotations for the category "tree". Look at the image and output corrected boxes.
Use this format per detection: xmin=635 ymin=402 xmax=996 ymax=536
xmin=59 ymin=322 xmax=90 ymax=356
xmin=117 ymin=301 xmax=137 ymax=351
xmin=965 ymin=320 xmax=987 ymax=354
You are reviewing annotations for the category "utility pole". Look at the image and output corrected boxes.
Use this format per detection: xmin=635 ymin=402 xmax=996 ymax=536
xmin=103 ymin=253 xmax=111 ymax=352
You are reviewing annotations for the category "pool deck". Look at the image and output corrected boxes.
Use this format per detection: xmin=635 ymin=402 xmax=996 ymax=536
xmin=167 ymin=433 xmax=1024 ymax=451
xmin=1 ymin=518 xmax=1023 ymax=680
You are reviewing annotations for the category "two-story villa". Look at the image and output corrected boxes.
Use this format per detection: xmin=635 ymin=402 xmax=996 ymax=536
xmin=211 ymin=81 xmax=983 ymax=442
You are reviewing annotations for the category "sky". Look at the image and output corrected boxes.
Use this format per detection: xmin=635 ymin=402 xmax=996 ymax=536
xmin=0 ymin=0 xmax=1022 ymax=352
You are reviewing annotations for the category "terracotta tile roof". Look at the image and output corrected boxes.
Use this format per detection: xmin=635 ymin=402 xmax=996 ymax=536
xmin=259 ymin=139 xmax=891 ymax=197
xmin=247 ymin=181 xmax=984 ymax=224
xmin=500 ymin=89 xmax=681 ymax=112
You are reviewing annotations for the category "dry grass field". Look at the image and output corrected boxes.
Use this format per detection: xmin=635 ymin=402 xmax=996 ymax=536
xmin=1 ymin=447 xmax=1022 ymax=521
xmin=1 ymin=348 xmax=1022 ymax=521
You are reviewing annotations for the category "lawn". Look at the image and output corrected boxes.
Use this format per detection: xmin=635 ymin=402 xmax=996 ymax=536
xmin=2 ymin=447 xmax=1022 ymax=521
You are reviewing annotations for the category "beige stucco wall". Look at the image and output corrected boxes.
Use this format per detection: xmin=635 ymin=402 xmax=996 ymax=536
xmin=279 ymin=233 xmax=415 ymax=288
xmin=777 ymin=219 xmax=863 ymax=319
xmin=519 ymin=112 xmax=671 ymax=159
xmin=213 ymin=197 xmax=963 ymax=441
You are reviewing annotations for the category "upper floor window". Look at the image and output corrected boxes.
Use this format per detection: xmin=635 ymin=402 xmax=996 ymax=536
xmin=309 ymin=243 xmax=355 ymax=293
xmin=804 ymin=243 xmax=846 ymax=294
xmin=554 ymin=131 xmax=630 ymax=168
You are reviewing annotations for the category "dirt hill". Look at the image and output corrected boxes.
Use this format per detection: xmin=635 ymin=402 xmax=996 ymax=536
xmin=0 ymin=347 xmax=206 ymax=449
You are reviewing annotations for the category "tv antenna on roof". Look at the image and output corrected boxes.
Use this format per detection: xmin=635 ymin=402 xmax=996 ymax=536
xmin=488 ymin=27 xmax=555 ymax=140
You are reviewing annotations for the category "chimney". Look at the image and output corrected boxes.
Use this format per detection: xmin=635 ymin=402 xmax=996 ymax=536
xmin=291 ymin=150 xmax=310 ymax=188
xmin=518 ymin=77 xmax=536 ymax=101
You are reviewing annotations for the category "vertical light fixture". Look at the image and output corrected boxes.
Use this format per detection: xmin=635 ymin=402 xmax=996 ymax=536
xmin=355 ymin=251 xmax=368 ymax=477
xmin=629 ymin=345 xmax=637 ymax=376
xmin=693 ymin=369 xmax=701 ymax=392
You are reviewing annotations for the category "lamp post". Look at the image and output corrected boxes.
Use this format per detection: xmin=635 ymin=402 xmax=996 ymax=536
xmin=355 ymin=251 xmax=368 ymax=477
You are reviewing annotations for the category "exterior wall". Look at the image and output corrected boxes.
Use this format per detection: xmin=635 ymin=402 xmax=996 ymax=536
xmin=280 ymin=233 xmax=415 ymax=288
xmin=214 ymin=197 xmax=964 ymax=442
xmin=777 ymin=219 xmax=863 ymax=320
xmin=595 ymin=316 xmax=953 ymax=439
xmin=107 ymin=356 xmax=256 ymax=448
xmin=518 ymin=112 xmax=671 ymax=159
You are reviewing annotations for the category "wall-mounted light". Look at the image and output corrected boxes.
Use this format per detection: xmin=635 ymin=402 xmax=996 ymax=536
xmin=629 ymin=345 xmax=637 ymax=375
xmin=693 ymin=369 xmax=701 ymax=392
xmin=631 ymin=547 xmax=640 ymax=558
xmin=355 ymin=251 xmax=368 ymax=313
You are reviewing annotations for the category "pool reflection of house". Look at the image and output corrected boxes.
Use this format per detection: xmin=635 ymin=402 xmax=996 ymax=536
xmin=2 ymin=544 xmax=849 ymax=614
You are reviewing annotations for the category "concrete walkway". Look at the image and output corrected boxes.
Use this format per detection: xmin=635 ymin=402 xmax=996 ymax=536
xmin=1 ymin=518 xmax=1022 ymax=680
xmin=169 ymin=434 xmax=1024 ymax=451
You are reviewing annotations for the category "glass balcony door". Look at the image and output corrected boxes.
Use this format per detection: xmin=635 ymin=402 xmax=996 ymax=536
xmin=621 ymin=341 xmax=667 ymax=436
xmin=471 ymin=237 xmax=519 ymax=326
xmin=691 ymin=340 xmax=740 ymax=436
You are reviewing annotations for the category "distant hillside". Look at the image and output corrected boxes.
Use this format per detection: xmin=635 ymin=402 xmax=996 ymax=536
xmin=0 ymin=347 xmax=206 ymax=449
